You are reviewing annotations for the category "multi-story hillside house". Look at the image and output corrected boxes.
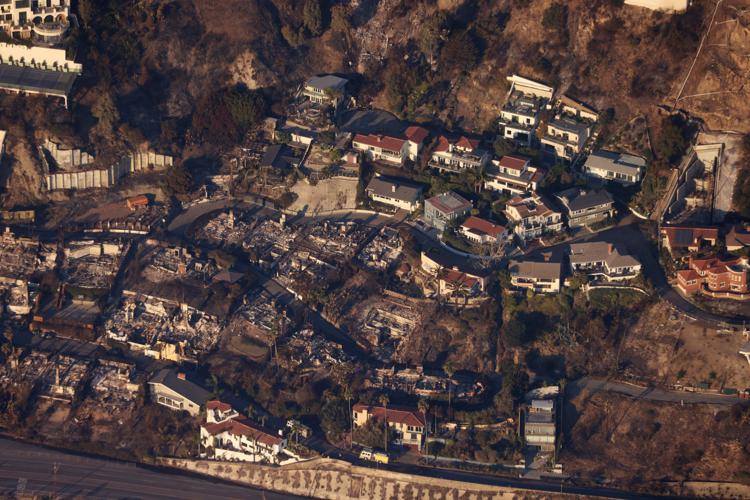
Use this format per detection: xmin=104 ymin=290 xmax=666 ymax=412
xmin=504 ymin=192 xmax=563 ymax=241
xmin=508 ymin=259 xmax=562 ymax=293
xmin=568 ymin=241 xmax=642 ymax=282
xmin=200 ymin=400 xmax=288 ymax=464
xmin=499 ymin=93 xmax=543 ymax=146
xmin=525 ymin=399 xmax=557 ymax=451
xmin=584 ymin=150 xmax=646 ymax=185
xmin=420 ymin=249 xmax=490 ymax=294
xmin=365 ymin=176 xmax=423 ymax=212
xmin=429 ymin=135 xmax=490 ymax=174
xmin=353 ymin=127 xmax=430 ymax=166
xmin=555 ymin=188 xmax=615 ymax=228
xmin=424 ymin=191 xmax=472 ymax=232
xmin=558 ymin=95 xmax=598 ymax=122
xmin=484 ymin=155 xmax=545 ymax=196
xmin=353 ymin=403 xmax=426 ymax=450
xmin=541 ymin=117 xmax=590 ymax=160
xmin=0 ymin=0 xmax=69 ymax=40
xmin=352 ymin=133 xmax=408 ymax=166
xmin=302 ymin=74 xmax=348 ymax=108
xmin=677 ymin=256 xmax=750 ymax=298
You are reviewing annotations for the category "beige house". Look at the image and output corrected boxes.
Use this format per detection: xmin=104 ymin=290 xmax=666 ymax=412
xmin=353 ymin=403 xmax=426 ymax=450
xmin=148 ymin=368 xmax=211 ymax=416
xmin=508 ymin=259 xmax=562 ymax=293
xmin=0 ymin=0 xmax=69 ymax=40
xmin=429 ymin=135 xmax=490 ymax=174
xmin=541 ymin=117 xmax=590 ymax=160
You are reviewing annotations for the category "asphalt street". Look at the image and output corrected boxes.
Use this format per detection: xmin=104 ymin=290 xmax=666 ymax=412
xmin=0 ymin=438 xmax=296 ymax=499
xmin=571 ymin=377 xmax=746 ymax=406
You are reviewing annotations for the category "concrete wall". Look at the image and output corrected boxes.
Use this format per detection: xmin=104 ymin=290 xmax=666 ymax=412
xmin=624 ymin=0 xmax=689 ymax=11
xmin=0 ymin=43 xmax=82 ymax=73
xmin=157 ymin=457 xmax=582 ymax=499
xmin=44 ymin=139 xmax=94 ymax=169
xmin=44 ymin=151 xmax=174 ymax=191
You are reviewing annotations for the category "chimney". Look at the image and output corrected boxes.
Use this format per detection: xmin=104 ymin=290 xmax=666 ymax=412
xmin=608 ymin=243 xmax=614 ymax=255
xmin=542 ymin=252 xmax=551 ymax=262
xmin=177 ymin=372 xmax=186 ymax=380
xmin=391 ymin=184 xmax=396 ymax=193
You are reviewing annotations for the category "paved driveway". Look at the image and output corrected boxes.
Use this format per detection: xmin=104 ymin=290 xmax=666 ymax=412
xmin=570 ymin=377 xmax=744 ymax=406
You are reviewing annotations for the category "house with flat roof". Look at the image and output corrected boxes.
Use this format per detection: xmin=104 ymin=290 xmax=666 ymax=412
xmin=200 ymin=400 xmax=288 ymax=464
xmin=504 ymin=192 xmax=563 ymax=242
xmin=0 ymin=0 xmax=69 ymax=40
xmin=508 ymin=259 xmax=562 ymax=293
xmin=302 ymin=74 xmax=348 ymax=108
xmin=660 ymin=225 xmax=719 ymax=257
xmin=505 ymin=74 xmax=554 ymax=100
xmin=624 ymin=0 xmax=688 ymax=12
xmin=525 ymin=399 xmax=556 ymax=451
xmin=555 ymin=187 xmax=615 ymax=228
xmin=365 ymin=176 xmax=423 ymax=212
xmin=584 ymin=150 xmax=646 ymax=185
xmin=484 ymin=155 xmax=545 ymax=196
xmin=541 ymin=117 xmax=590 ymax=160
xmin=568 ymin=241 xmax=641 ymax=282
xmin=148 ymin=368 xmax=211 ymax=416
xmin=558 ymin=95 xmax=598 ymax=122
xmin=460 ymin=216 xmax=508 ymax=245
xmin=499 ymin=93 xmax=543 ymax=146
xmin=353 ymin=403 xmax=426 ymax=450
xmin=424 ymin=191 xmax=472 ymax=231
xmin=429 ymin=135 xmax=490 ymax=174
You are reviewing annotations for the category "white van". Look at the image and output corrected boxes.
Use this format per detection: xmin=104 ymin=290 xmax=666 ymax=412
xmin=359 ymin=447 xmax=373 ymax=460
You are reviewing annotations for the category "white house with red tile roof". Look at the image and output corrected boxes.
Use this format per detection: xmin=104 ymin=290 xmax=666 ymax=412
xmin=460 ymin=216 xmax=509 ymax=245
xmin=353 ymin=403 xmax=426 ymax=450
xmin=429 ymin=135 xmax=490 ymax=173
xmin=352 ymin=133 xmax=408 ymax=166
xmin=200 ymin=401 xmax=287 ymax=464
xmin=485 ymin=155 xmax=545 ymax=196
xmin=404 ymin=126 xmax=430 ymax=161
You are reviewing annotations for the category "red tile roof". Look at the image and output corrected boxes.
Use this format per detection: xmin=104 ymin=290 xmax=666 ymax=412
xmin=437 ymin=268 xmax=481 ymax=289
xmin=677 ymin=269 xmax=700 ymax=281
xmin=206 ymin=400 xmax=233 ymax=412
xmin=404 ymin=126 xmax=429 ymax=144
xmin=353 ymin=133 xmax=406 ymax=152
xmin=497 ymin=155 xmax=528 ymax=171
xmin=203 ymin=416 xmax=283 ymax=447
xmin=455 ymin=136 xmax=479 ymax=150
xmin=461 ymin=216 xmax=505 ymax=238
xmin=353 ymin=403 xmax=426 ymax=427
xmin=433 ymin=136 xmax=451 ymax=153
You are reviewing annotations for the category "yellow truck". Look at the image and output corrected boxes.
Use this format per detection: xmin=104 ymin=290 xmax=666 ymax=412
xmin=372 ymin=451 xmax=389 ymax=464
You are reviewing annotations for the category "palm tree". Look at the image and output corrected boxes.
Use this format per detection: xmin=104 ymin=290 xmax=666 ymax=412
xmin=443 ymin=361 xmax=455 ymax=420
xmin=417 ymin=399 xmax=429 ymax=455
xmin=378 ymin=393 xmax=390 ymax=453
xmin=343 ymin=385 xmax=354 ymax=450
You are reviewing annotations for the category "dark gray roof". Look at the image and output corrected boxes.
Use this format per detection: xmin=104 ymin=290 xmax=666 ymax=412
xmin=305 ymin=74 xmax=348 ymax=91
xmin=0 ymin=63 xmax=77 ymax=97
xmin=509 ymin=259 xmax=561 ymax=280
xmin=260 ymin=144 xmax=299 ymax=170
xmin=148 ymin=368 xmax=211 ymax=405
xmin=585 ymin=150 xmax=646 ymax=176
xmin=555 ymin=188 xmax=613 ymax=212
xmin=366 ymin=176 xmax=423 ymax=204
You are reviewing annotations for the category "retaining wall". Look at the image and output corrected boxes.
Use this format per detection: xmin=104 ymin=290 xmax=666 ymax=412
xmin=156 ymin=456 xmax=586 ymax=499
